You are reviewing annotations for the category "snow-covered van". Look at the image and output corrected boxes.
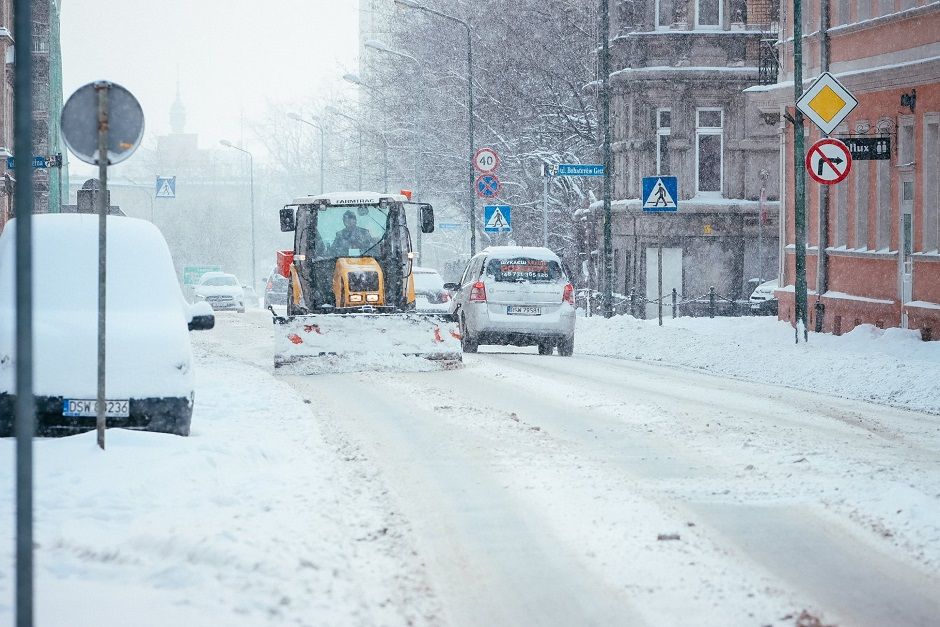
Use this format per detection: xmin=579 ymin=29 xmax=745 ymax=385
xmin=0 ymin=214 xmax=214 ymax=436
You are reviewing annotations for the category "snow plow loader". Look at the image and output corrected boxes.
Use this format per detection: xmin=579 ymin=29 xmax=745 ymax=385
xmin=271 ymin=192 xmax=462 ymax=373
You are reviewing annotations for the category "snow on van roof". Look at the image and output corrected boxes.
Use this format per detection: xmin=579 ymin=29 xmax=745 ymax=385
xmin=480 ymin=246 xmax=561 ymax=262
xmin=291 ymin=191 xmax=408 ymax=206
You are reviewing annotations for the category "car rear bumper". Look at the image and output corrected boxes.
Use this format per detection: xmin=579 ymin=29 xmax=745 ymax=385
xmin=466 ymin=302 xmax=575 ymax=343
xmin=0 ymin=393 xmax=193 ymax=437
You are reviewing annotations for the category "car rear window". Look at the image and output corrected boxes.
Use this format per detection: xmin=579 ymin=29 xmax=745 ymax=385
xmin=485 ymin=257 xmax=564 ymax=283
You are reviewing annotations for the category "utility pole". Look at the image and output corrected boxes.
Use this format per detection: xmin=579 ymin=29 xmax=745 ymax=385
xmin=814 ymin=0 xmax=832 ymax=332
xmin=600 ymin=0 xmax=613 ymax=318
xmin=794 ymin=0 xmax=809 ymax=342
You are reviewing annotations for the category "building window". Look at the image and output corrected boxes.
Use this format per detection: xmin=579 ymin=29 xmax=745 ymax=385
xmin=657 ymin=108 xmax=671 ymax=175
xmin=876 ymin=159 xmax=891 ymax=249
xmin=696 ymin=0 xmax=721 ymax=27
xmin=855 ymin=161 xmax=870 ymax=249
xmin=858 ymin=0 xmax=871 ymax=20
xmin=923 ymin=115 xmax=939 ymax=252
xmin=656 ymin=0 xmax=674 ymax=28
xmin=835 ymin=0 xmax=851 ymax=25
xmin=696 ymin=108 xmax=723 ymax=195
xmin=878 ymin=0 xmax=893 ymax=17
xmin=898 ymin=116 xmax=915 ymax=166
xmin=835 ymin=171 xmax=848 ymax=247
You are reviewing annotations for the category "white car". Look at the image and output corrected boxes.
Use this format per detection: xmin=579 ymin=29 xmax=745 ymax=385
xmin=412 ymin=266 xmax=452 ymax=314
xmin=749 ymin=278 xmax=779 ymax=315
xmin=446 ymin=246 xmax=576 ymax=356
xmin=194 ymin=271 xmax=246 ymax=312
xmin=0 ymin=214 xmax=214 ymax=437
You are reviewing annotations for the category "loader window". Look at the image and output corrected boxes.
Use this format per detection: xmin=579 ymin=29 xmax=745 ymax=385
xmin=315 ymin=204 xmax=390 ymax=260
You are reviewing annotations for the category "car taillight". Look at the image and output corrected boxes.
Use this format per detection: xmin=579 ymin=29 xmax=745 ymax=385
xmin=562 ymin=283 xmax=574 ymax=305
xmin=442 ymin=292 xmax=451 ymax=302
xmin=469 ymin=281 xmax=487 ymax=302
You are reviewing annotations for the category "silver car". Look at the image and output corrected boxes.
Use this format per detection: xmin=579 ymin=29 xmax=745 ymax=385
xmin=446 ymin=246 xmax=576 ymax=356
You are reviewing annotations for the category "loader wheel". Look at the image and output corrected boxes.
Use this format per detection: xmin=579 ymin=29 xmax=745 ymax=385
xmin=460 ymin=317 xmax=478 ymax=353
xmin=537 ymin=341 xmax=554 ymax=355
xmin=557 ymin=335 xmax=574 ymax=357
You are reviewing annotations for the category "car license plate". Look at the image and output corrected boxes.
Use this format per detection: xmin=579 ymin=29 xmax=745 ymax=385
xmin=507 ymin=305 xmax=541 ymax=315
xmin=62 ymin=399 xmax=130 ymax=418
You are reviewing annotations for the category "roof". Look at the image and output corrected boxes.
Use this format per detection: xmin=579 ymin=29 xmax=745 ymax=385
xmin=291 ymin=191 xmax=408 ymax=206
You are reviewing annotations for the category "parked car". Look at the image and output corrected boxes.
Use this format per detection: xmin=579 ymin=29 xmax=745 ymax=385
xmin=749 ymin=278 xmax=779 ymax=315
xmin=446 ymin=246 xmax=576 ymax=356
xmin=264 ymin=267 xmax=289 ymax=307
xmin=412 ymin=266 xmax=452 ymax=314
xmin=193 ymin=271 xmax=246 ymax=312
xmin=0 ymin=214 xmax=215 ymax=437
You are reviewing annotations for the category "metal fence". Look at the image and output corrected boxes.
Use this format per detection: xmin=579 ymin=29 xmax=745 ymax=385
xmin=576 ymin=287 xmax=777 ymax=319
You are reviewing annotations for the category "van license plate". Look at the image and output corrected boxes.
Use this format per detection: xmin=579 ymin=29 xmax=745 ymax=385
xmin=507 ymin=306 xmax=541 ymax=315
xmin=62 ymin=399 xmax=130 ymax=418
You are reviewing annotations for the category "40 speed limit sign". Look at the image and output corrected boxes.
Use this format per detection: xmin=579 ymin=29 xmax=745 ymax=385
xmin=474 ymin=147 xmax=500 ymax=174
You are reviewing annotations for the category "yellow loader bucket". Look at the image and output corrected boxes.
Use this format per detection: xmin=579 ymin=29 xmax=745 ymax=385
xmin=273 ymin=312 xmax=462 ymax=374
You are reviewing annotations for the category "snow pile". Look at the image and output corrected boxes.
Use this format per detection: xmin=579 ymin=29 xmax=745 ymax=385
xmin=576 ymin=315 xmax=940 ymax=414
xmin=0 ymin=353 xmax=438 ymax=626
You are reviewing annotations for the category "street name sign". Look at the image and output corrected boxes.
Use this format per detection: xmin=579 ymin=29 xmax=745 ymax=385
xmin=473 ymin=147 xmax=500 ymax=174
xmin=155 ymin=176 xmax=177 ymax=198
xmin=796 ymin=72 xmax=858 ymax=135
xmin=842 ymin=136 xmax=890 ymax=161
xmin=556 ymin=164 xmax=605 ymax=177
xmin=483 ymin=205 xmax=511 ymax=233
xmin=806 ymin=138 xmax=852 ymax=185
xmin=476 ymin=174 xmax=501 ymax=198
xmin=642 ymin=176 xmax=678 ymax=212
xmin=437 ymin=222 xmax=466 ymax=231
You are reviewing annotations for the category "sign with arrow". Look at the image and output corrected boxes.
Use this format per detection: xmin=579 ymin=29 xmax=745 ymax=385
xmin=806 ymin=138 xmax=852 ymax=185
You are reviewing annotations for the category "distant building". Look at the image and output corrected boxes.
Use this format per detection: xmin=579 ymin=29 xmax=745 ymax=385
xmin=588 ymin=0 xmax=781 ymax=315
xmin=750 ymin=0 xmax=940 ymax=338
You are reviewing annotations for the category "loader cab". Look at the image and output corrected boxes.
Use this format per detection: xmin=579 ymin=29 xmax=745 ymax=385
xmin=281 ymin=192 xmax=427 ymax=313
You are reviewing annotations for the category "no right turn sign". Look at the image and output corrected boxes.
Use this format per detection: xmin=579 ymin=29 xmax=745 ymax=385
xmin=805 ymin=138 xmax=852 ymax=185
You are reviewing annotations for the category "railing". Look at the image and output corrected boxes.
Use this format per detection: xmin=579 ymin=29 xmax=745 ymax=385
xmin=576 ymin=287 xmax=777 ymax=319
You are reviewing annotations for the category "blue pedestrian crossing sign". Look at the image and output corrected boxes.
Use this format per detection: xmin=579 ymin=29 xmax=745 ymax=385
xmin=483 ymin=205 xmax=511 ymax=233
xmin=155 ymin=176 xmax=176 ymax=199
xmin=642 ymin=176 xmax=678 ymax=212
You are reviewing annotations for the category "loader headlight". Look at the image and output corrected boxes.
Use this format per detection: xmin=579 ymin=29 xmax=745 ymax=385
xmin=349 ymin=294 xmax=364 ymax=303
xmin=366 ymin=294 xmax=379 ymax=303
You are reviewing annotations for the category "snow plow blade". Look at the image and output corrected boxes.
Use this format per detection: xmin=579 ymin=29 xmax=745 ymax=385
xmin=273 ymin=312 xmax=463 ymax=374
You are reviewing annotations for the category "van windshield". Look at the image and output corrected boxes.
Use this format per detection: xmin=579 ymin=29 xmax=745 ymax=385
xmin=485 ymin=257 xmax=565 ymax=283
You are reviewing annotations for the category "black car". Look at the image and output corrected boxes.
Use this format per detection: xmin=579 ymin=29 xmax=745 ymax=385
xmin=264 ymin=267 xmax=289 ymax=307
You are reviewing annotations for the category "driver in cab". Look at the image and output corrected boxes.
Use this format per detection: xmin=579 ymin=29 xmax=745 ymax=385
xmin=331 ymin=210 xmax=374 ymax=256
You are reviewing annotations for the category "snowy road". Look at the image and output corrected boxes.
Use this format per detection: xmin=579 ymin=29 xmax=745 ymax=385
xmin=208 ymin=311 xmax=940 ymax=626
xmin=7 ymin=311 xmax=938 ymax=627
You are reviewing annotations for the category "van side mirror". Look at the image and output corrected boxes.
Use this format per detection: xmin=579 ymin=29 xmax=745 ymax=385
xmin=419 ymin=204 xmax=434 ymax=234
xmin=280 ymin=206 xmax=297 ymax=232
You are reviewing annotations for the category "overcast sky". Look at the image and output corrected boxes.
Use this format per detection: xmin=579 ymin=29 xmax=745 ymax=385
xmin=61 ymin=0 xmax=360 ymax=165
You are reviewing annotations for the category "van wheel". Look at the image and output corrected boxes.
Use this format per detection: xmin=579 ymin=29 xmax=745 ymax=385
xmin=537 ymin=341 xmax=554 ymax=355
xmin=460 ymin=317 xmax=478 ymax=353
xmin=557 ymin=335 xmax=574 ymax=357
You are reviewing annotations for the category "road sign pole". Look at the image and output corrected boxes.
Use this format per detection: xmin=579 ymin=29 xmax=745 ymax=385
xmin=815 ymin=0 xmax=833 ymax=331
xmin=14 ymin=0 xmax=35 ymax=622
xmin=95 ymin=82 xmax=110 ymax=451
xmin=794 ymin=0 xmax=808 ymax=343
xmin=542 ymin=175 xmax=549 ymax=247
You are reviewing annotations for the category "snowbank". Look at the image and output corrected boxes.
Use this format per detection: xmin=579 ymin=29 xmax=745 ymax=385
xmin=576 ymin=315 xmax=940 ymax=414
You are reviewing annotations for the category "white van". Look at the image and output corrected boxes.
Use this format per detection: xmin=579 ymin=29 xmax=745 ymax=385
xmin=0 ymin=214 xmax=214 ymax=436
xmin=446 ymin=246 xmax=576 ymax=356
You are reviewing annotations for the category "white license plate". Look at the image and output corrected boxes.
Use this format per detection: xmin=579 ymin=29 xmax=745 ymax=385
xmin=62 ymin=399 xmax=130 ymax=418
xmin=507 ymin=305 xmax=541 ymax=316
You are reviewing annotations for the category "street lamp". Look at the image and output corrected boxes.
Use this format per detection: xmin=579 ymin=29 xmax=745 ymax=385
xmin=287 ymin=112 xmax=325 ymax=194
xmin=219 ymin=139 xmax=256 ymax=291
xmin=393 ymin=0 xmax=476 ymax=255
xmin=364 ymin=38 xmax=426 ymax=257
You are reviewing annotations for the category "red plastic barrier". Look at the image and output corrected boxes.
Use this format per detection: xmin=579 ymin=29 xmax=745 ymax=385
xmin=276 ymin=250 xmax=294 ymax=278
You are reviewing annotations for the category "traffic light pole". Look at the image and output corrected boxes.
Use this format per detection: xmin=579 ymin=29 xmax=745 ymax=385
xmin=600 ymin=0 xmax=613 ymax=318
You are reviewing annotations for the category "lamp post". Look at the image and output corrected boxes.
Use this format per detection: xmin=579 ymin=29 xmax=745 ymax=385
xmin=393 ymin=0 xmax=476 ymax=255
xmin=287 ymin=112 xmax=325 ymax=194
xmin=363 ymin=39 xmax=426 ymax=257
xmin=219 ymin=139 xmax=256 ymax=290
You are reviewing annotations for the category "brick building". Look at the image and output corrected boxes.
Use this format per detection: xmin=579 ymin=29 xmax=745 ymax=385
xmin=750 ymin=0 xmax=939 ymax=337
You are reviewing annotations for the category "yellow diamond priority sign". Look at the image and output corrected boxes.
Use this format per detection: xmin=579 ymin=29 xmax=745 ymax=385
xmin=797 ymin=72 xmax=858 ymax=134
